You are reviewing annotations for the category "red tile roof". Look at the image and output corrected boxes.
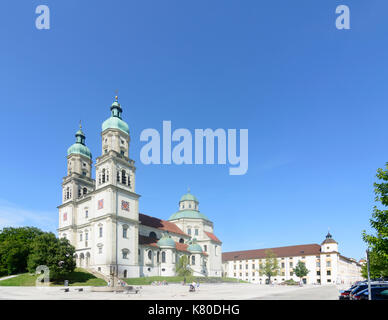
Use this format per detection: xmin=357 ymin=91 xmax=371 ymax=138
xmin=204 ymin=231 xmax=222 ymax=243
xmin=139 ymin=213 xmax=188 ymax=236
xmin=222 ymin=244 xmax=322 ymax=261
xmin=138 ymin=235 xmax=158 ymax=248
xmin=176 ymin=242 xmax=189 ymax=252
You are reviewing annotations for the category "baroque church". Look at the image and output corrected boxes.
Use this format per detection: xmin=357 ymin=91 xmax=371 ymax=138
xmin=57 ymin=97 xmax=223 ymax=279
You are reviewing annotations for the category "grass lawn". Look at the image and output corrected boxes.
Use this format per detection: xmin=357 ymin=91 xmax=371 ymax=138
xmin=0 ymin=268 xmax=106 ymax=287
xmin=123 ymin=276 xmax=247 ymax=285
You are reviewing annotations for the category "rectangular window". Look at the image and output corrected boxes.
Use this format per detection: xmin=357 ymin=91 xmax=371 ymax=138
xmin=246 ymin=264 xmax=248 ymax=269
xmin=290 ymin=272 xmax=293 ymax=276
xmin=239 ymin=265 xmax=242 ymax=270
xmin=195 ymin=229 xmax=199 ymax=236
xmin=123 ymin=228 xmax=127 ymax=238
xmin=327 ymin=261 xmax=331 ymax=267
xmin=281 ymin=263 xmax=285 ymax=268
xmin=290 ymin=262 xmax=293 ymax=267
xmin=85 ymin=233 xmax=88 ymax=240
xmin=187 ymin=228 xmax=191 ymax=235
xmin=85 ymin=210 xmax=88 ymax=218
xmin=252 ymin=264 xmax=255 ymax=269
xmin=316 ymin=262 xmax=320 ymax=267
xmin=80 ymin=233 xmax=82 ymax=241
xmin=99 ymin=227 xmax=103 ymax=237
xmin=317 ymin=271 xmax=321 ymax=276
xmin=204 ymin=245 xmax=207 ymax=252
xmin=327 ymin=270 xmax=331 ymax=276
xmin=98 ymin=247 xmax=102 ymax=254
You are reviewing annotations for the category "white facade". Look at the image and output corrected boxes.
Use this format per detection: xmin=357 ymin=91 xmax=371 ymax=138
xmin=222 ymin=233 xmax=363 ymax=286
xmin=58 ymin=97 xmax=222 ymax=279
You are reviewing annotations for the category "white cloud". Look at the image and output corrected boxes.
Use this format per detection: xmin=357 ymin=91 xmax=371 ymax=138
xmin=0 ymin=199 xmax=57 ymax=233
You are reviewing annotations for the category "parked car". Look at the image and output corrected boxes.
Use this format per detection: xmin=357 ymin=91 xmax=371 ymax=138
xmin=352 ymin=286 xmax=388 ymax=300
xmin=350 ymin=282 xmax=388 ymax=300
xmin=339 ymin=285 xmax=359 ymax=300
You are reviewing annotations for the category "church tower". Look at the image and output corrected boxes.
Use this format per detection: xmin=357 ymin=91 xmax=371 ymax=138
xmin=92 ymin=96 xmax=140 ymax=278
xmin=63 ymin=124 xmax=94 ymax=204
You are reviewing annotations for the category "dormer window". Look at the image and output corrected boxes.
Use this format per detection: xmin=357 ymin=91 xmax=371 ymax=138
xmin=120 ymin=150 xmax=125 ymax=156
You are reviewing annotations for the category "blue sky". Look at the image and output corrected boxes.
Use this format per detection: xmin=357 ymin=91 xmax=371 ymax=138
xmin=1 ymin=0 xmax=387 ymax=260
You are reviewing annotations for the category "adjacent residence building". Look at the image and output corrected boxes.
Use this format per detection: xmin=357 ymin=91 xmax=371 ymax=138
xmin=222 ymin=232 xmax=363 ymax=285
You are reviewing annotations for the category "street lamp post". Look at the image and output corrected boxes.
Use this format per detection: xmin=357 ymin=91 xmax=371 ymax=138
xmin=366 ymin=248 xmax=372 ymax=300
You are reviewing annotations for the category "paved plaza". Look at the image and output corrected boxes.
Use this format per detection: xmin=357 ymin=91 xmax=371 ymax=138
xmin=0 ymin=283 xmax=342 ymax=300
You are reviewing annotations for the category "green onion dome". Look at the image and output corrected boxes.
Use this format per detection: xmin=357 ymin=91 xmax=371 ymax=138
xmin=180 ymin=192 xmax=199 ymax=203
xmin=101 ymin=97 xmax=129 ymax=135
xmin=157 ymin=236 xmax=176 ymax=248
xmin=67 ymin=126 xmax=92 ymax=159
xmin=187 ymin=243 xmax=203 ymax=253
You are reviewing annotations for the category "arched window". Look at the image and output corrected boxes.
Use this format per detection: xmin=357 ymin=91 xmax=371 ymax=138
xmin=179 ymin=238 xmax=184 ymax=244
xmin=121 ymin=170 xmax=126 ymax=184
xmin=148 ymin=250 xmax=152 ymax=260
xmin=106 ymin=169 xmax=109 ymax=182
xmin=98 ymin=173 xmax=101 ymax=185
xmin=149 ymin=232 xmax=157 ymax=239
xmin=102 ymin=169 xmax=106 ymax=183
xmin=123 ymin=270 xmax=127 ymax=278
xmin=161 ymin=251 xmax=166 ymax=263
xmin=66 ymin=187 xmax=70 ymax=200
xmin=157 ymin=251 xmax=160 ymax=263
xmin=78 ymin=188 xmax=81 ymax=198
xmin=117 ymin=171 xmax=120 ymax=182
xmin=191 ymin=255 xmax=195 ymax=265
xmin=83 ymin=187 xmax=87 ymax=195
xmin=123 ymin=225 xmax=128 ymax=238
xmin=122 ymin=249 xmax=129 ymax=259
xmin=128 ymin=175 xmax=131 ymax=187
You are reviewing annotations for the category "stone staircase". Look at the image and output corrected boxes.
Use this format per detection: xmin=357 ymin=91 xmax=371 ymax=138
xmin=84 ymin=268 xmax=110 ymax=283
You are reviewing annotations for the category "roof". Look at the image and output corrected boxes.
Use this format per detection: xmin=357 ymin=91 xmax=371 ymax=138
xmin=139 ymin=235 xmax=192 ymax=253
xmin=204 ymin=231 xmax=222 ymax=244
xmin=222 ymin=244 xmax=322 ymax=262
xmin=139 ymin=213 xmax=188 ymax=236
xmin=321 ymin=238 xmax=338 ymax=245
xmin=102 ymin=116 xmax=129 ymax=135
xmin=168 ymin=210 xmax=209 ymax=221
xmin=180 ymin=192 xmax=199 ymax=203
xmin=176 ymin=242 xmax=189 ymax=252
xmin=138 ymin=235 xmax=158 ymax=248
xmin=67 ymin=143 xmax=92 ymax=159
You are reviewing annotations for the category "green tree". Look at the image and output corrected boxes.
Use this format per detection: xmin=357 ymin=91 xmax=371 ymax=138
xmin=294 ymin=261 xmax=309 ymax=284
xmin=27 ymin=233 xmax=76 ymax=280
xmin=0 ymin=227 xmax=43 ymax=276
xmin=362 ymin=164 xmax=388 ymax=258
xmin=176 ymin=255 xmax=192 ymax=277
xmin=258 ymin=250 xmax=279 ymax=284
xmin=361 ymin=249 xmax=388 ymax=279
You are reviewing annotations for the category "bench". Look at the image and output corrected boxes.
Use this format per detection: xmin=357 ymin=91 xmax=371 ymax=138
xmin=60 ymin=288 xmax=69 ymax=292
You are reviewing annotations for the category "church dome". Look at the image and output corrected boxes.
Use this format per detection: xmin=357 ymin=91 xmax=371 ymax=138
xmin=157 ymin=236 xmax=176 ymax=248
xmin=188 ymin=243 xmax=203 ymax=253
xmin=67 ymin=143 xmax=92 ymax=159
xmin=180 ymin=192 xmax=198 ymax=203
xmin=67 ymin=126 xmax=92 ymax=159
xmin=101 ymin=97 xmax=130 ymax=135
xmin=102 ymin=117 xmax=129 ymax=135
xmin=168 ymin=210 xmax=209 ymax=221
